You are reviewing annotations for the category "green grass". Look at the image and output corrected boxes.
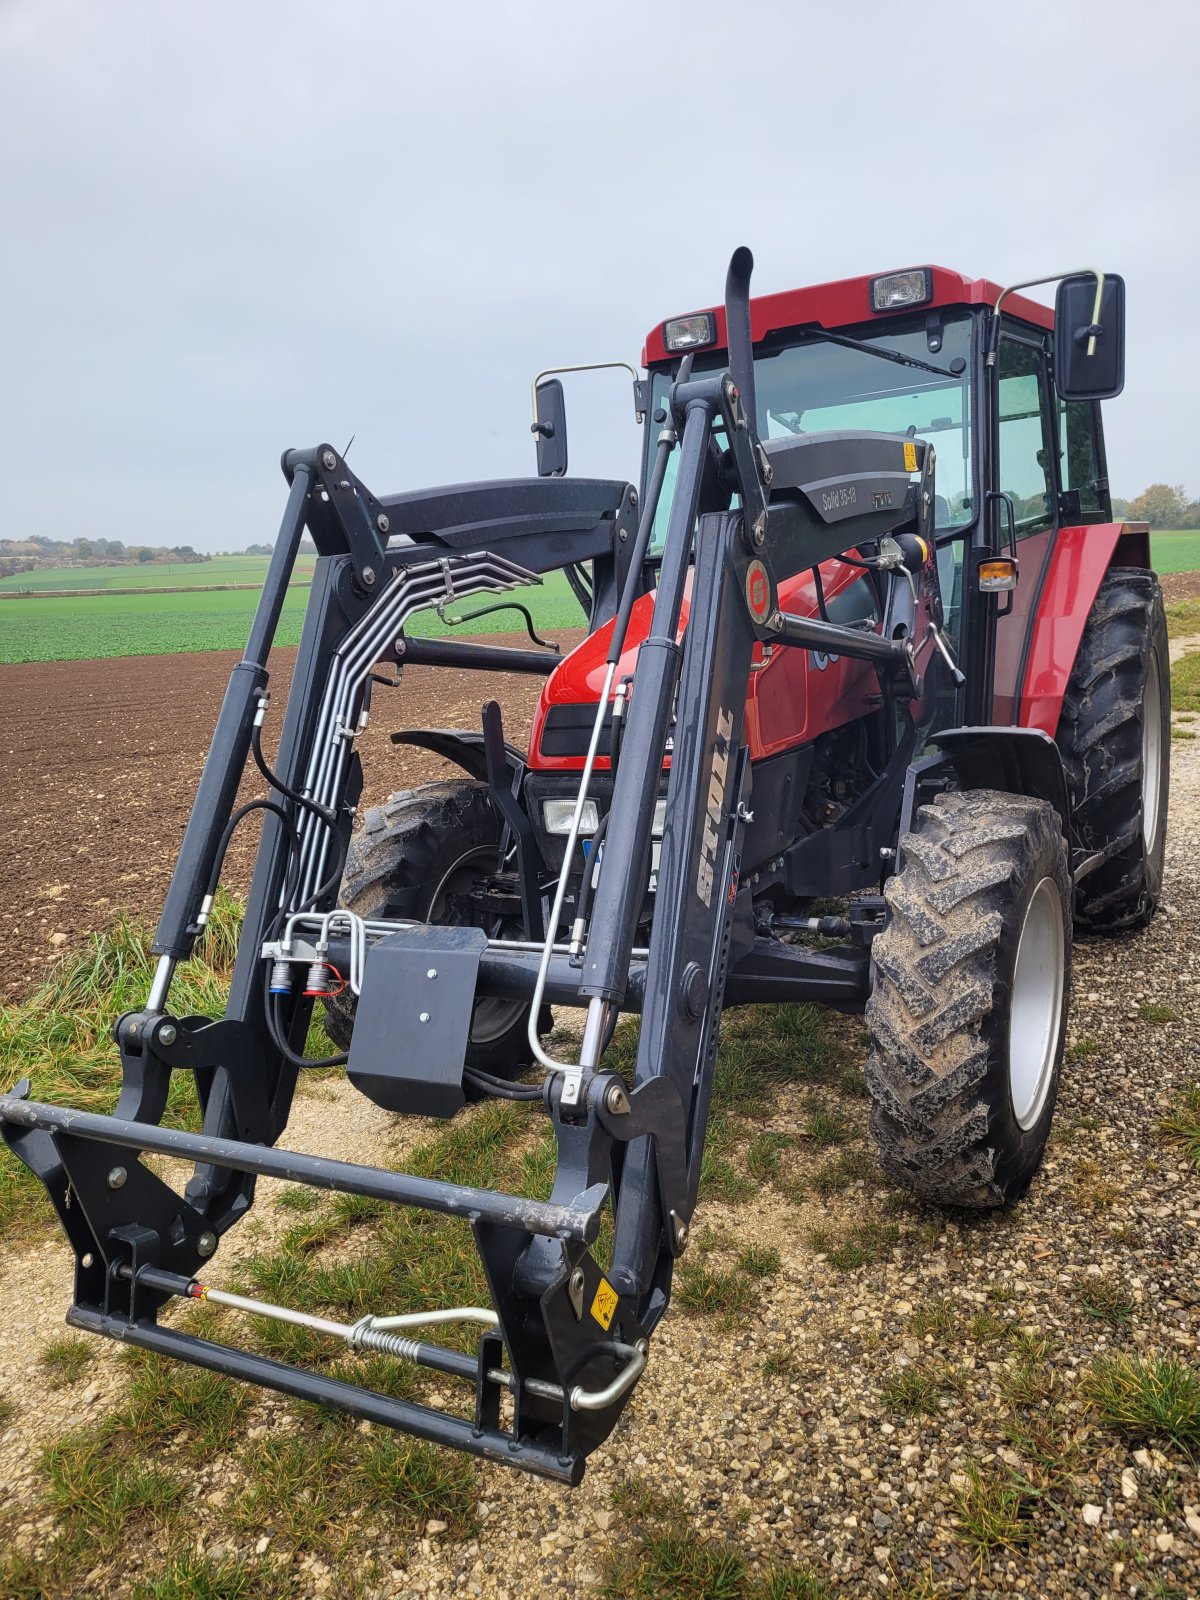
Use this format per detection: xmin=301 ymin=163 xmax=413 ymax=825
xmin=1082 ymin=1352 xmax=1200 ymax=1449
xmin=1137 ymin=1001 xmax=1178 ymax=1024
xmin=600 ymin=1476 xmax=833 ymax=1600
xmin=0 ymin=1394 xmax=16 ymax=1427
xmin=806 ymin=1216 xmax=900 ymax=1270
xmin=130 ymin=1550 xmax=291 ymax=1600
xmin=951 ymin=1460 xmax=1033 ymax=1560
xmin=1161 ymin=1084 xmax=1200 ymax=1168
xmin=1077 ymin=1272 xmax=1135 ymax=1327
xmin=0 ymin=566 xmax=582 ymax=663
xmin=0 ymin=894 xmax=243 ymax=1240
xmin=1152 ymin=529 xmax=1200 ymax=573
xmin=1172 ymin=650 xmax=1200 ymax=713
xmin=39 ymin=1337 xmax=96 ymax=1388
xmin=880 ymin=1363 xmax=965 ymax=1415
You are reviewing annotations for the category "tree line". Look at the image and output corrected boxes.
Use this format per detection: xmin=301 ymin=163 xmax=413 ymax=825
xmin=1111 ymin=484 xmax=1200 ymax=529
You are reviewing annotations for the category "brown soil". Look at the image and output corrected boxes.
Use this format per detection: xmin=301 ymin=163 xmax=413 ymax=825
xmin=0 ymin=635 xmax=580 ymax=1003
xmin=1161 ymin=569 xmax=1200 ymax=601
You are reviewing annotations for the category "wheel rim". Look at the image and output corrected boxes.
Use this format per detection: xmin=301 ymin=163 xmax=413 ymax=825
xmin=1142 ymin=651 xmax=1163 ymax=856
xmin=428 ymin=845 xmax=528 ymax=1047
xmin=1008 ymin=876 xmax=1065 ymax=1131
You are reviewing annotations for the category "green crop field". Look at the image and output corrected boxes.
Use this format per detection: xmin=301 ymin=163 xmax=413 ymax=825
xmin=1152 ymin=530 xmax=1200 ymax=573
xmin=0 ymin=567 xmax=583 ymax=664
xmin=0 ymin=555 xmax=315 ymax=592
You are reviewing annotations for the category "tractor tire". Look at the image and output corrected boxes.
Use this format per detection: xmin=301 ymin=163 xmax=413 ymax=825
xmin=323 ymin=780 xmax=543 ymax=1080
xmin=865 ymin=789 xmax=1072 ymax=1208
xmin=1056 ymin=567 xmax=1170 ymax=932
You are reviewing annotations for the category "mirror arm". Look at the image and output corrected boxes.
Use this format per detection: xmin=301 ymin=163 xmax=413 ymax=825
xmin=986 ymin=269 xmax=1105 ymax=365
xmin=530 ymin=362 xmax=644 ymax=426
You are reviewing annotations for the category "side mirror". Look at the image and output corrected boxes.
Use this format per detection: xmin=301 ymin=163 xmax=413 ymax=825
xmin=532 ymin=378 xmax=568 ymax=477
xmin=1054 ymin=272 xmax=1125 ymax=400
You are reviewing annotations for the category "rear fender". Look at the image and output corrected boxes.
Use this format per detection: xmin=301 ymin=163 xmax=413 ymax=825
xmin=1020 ymin=521 xmax=1152 ymax=735
xmin=900 ymin=727 xmax=1070 ymax=847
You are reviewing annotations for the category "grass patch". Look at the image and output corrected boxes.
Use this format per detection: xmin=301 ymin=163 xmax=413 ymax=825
xmin=806 ymin=1216 xmax=900 ymax=1270
xmin=0 ymin=1394 xmax=16 ymax=1427
xmin=601 ymin=1475 xmax=832 ymax=1599
xmin=737 ymin=1244 xmax=781 ymax=1279
xmin=1136 ymin=1001 xmax=1178 ymax=1024
xmin=0 ymin=894 xmax=243 ymax=1241
xmin=1066 ymin=1036 xmax=1102 ymax=1062
xmin=1170 ymin=649 xmax=1200 ymax=713
xmin=131 ymin=1551 xmax=291 ymax=1600
xmin=910 ymin=1296 xmax=957 ymax=1340
xmin=42 ymin=1428 xmax=187 ymax=1555
xmin=1081 ymin=1352 xmax=1200 ymax=1450
xmin=676 ymin=1258 xmax=758 ymax=1322
xmin=39 ymin=1336 xmax=95 ymax=1388
xmin=1161 ymin=1084 xmax=1200 ymax=1168
xmin=1078 ymin=1272 xmax=1135 ymax=1327
xmin=951 ymin=1461 xmax=1033 ymax=1560
xmin=803 ymin=1100 xmax=849 ymax=1147
xmin=880 ymin=1363 xmax=965 ymax=1415
xmin=810 ymin=1148 xmax=877 ymax=1197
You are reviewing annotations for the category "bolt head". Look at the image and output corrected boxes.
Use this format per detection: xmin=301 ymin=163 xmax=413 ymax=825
xmin=569 ymin=1267 xmax=585 ymax=1293
xmin=376 ymin=513 xmax=390 ymax=534
xmin=197 ymin=1231 xmax=218 ymax=1258
xmin=107 ymin=1166 xmax=127 ymax=1189
xmin=362 ymin=566 xmax=376 ymax=586
xmin=321 ymin=449 xmax=337 ymax=470
xmin=157 ymin=1023 xmax=177 ymax=1047
xmin=604 ymin=1081 xmax=629 ymax=1114
xmin=419 ymin=1011 xmax=430 ymax=1023
xmin=426 ymin=968 xmax=438 ymax=980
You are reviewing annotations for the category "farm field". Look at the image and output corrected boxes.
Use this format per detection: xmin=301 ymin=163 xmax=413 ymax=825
xmin=0 ymin=554 xmax=312 ymax=592
xmin=2 ymin=534 xmax=1196 ymax=667
xmin=1151 ymin=529 xmax=1200 ymax=573
xmin=0 ymin=565 xmax=582 ymax=664
xmin=0 ymin=642 xmax=1197 ymax=1597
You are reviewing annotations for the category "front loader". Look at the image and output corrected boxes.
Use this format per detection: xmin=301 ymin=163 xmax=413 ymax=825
xmin=2 ymin=250 xmax=1167 ymax=1482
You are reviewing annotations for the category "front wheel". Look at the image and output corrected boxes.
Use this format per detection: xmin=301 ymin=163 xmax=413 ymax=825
xmin=865 ymin=789 xmax=1072 ymax=1207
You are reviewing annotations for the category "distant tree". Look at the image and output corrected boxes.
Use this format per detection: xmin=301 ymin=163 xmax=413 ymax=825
xmin=1182 ymin=500 xmax=1200 ymax=529
xmin=1110 ymin=496 xmax=1132 ymax=519
xmin=1127 ymin=483 xmax=1189 ymax=529
xmin=243 ymin=542 xmax=274 ymax=556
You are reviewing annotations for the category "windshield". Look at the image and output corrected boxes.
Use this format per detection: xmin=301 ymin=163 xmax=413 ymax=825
xmin=646 ymin=310 xmax=975 ymax=549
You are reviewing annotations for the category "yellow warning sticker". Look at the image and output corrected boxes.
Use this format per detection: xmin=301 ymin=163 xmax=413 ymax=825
xmin=591 ymin=1279 xmax=618 ymax=1330
xmin=903 ymin=440 xmax=918 ymax=472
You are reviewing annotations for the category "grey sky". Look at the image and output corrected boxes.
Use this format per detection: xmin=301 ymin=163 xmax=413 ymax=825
xmin=2 ymin=0 xmax=1197 ymax=552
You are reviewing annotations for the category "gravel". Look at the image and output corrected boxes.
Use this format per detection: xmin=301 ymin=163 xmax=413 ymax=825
xmin=1 ymin=739 xmax=1198 ymax=1597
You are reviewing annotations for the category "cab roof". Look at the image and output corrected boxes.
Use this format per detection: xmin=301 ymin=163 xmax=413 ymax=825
xmin=641 ymin=266 xmax=1054 ymax=366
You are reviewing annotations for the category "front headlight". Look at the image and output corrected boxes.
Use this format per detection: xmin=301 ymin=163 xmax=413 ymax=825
xmin=543 ymin=799 xmax=599 ymax=835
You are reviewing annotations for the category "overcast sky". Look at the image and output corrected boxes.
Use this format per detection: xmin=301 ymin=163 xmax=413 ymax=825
xmin=2 ymin=0 xmax=1197 ymax=552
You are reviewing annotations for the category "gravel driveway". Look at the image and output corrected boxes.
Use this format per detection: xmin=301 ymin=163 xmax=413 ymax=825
xmin=0 ymin=739 xmax=1196 ymax=1599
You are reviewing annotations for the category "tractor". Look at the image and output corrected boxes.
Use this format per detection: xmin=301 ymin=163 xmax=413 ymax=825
xmin=1 ymin=251 xmax=1168 ymax=1484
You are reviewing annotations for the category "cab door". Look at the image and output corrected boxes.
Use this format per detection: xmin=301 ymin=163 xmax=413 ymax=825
xmin=989 ymin=325 xmax=1059 ymax=724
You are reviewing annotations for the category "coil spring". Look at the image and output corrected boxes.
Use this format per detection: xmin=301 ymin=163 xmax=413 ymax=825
xmin=349 ymin=1318 xmax=421 ymax=1363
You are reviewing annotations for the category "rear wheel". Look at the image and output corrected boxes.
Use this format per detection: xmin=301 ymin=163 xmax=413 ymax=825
xmin=323 ymin=780 xmax=543 ymax=1079
xmin=1056 ymin=567 xmax=1170 ymax=931
xmin=865 ymin=789 xmax=1072 ymax=1207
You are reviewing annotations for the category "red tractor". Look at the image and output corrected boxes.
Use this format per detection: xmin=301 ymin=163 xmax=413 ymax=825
xmin=3 ymin=252 xmax=1168 ymax=1482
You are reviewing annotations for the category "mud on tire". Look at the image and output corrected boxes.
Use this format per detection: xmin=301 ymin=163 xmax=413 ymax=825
xmin=1056 ymin=567 xmax=1169 ymax=932
xmin=865 ymin=789 xmax=1072 ymax=1208
xmin=323 ymin=780 xmax=543 ymax=1080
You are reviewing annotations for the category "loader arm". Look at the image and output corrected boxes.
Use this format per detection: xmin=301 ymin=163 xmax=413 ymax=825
xmin=2 ymin=256 xmax=944 ymax=1481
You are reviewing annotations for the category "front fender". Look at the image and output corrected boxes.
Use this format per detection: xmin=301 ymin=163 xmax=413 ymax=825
xmin=389 ymin=728 xmax=525 ymax=783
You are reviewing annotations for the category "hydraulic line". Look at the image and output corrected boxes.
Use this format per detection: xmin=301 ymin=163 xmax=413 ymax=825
xmin=526 ymin=419 xmax=678 ymax=1079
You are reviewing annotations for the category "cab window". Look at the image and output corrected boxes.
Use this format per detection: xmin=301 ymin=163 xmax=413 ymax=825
xmin=997 ymin=335 xmax=1054 ymax=539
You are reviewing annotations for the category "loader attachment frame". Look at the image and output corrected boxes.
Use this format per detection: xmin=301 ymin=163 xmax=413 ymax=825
xmin=2 ymin=259 xmax=941 ymax=1478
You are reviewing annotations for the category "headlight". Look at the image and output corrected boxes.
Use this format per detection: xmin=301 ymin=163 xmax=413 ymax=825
xmin=870 ymin=269 xmax=933 ymax=312
xmin=543 ymin=799 xmax=599 ymax=835
xmin=663 ymin=312 xmax=717 ymax=352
